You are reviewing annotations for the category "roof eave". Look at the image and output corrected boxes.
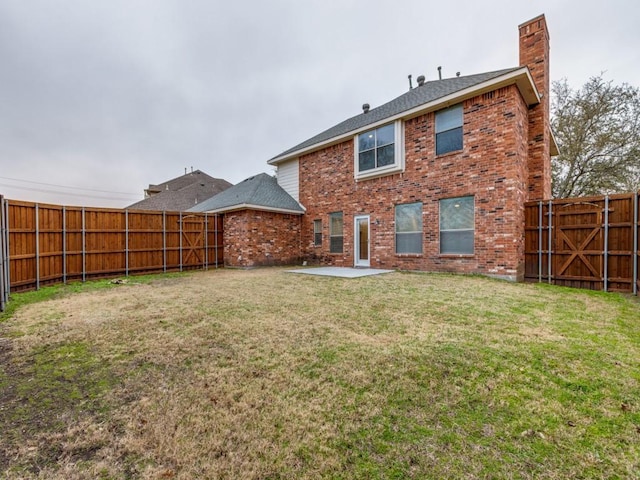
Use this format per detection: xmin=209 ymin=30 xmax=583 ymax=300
xmin=198 ymin=203 xmax=305 ymax=215
xmin=268 ymin=67 xmax=540 ymax=165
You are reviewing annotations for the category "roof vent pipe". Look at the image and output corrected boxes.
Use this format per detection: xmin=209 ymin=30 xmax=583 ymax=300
xmin=408 ymin=74 xmax=413 ymax=90
xmin=417 ymin=75 xmax=425 ymax=87
xmin=438 ymin=66 xmax=442 ymax=80
xmin=362 ymin=103 xmax=370 ymax=114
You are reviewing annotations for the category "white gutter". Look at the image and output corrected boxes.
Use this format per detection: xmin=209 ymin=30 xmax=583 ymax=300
xmin=269 ymin=67 xmax=540 ymax=165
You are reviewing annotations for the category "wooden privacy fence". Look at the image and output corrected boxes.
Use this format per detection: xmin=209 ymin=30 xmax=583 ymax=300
xmin=525 ymin=193 xmax=639 ymax=294
xmin=0 ymin=198 xmax=223 ymax=303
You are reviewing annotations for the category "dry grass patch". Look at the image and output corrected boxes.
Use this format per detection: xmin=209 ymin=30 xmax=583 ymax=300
xmin=1 ymin=268 xmax=639 ymax=479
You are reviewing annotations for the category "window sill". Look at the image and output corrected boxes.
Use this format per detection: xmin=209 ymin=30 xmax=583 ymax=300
xmin=355 ymin=164 xmax=404 ymax=181
xmin=439 ymin=253 xmax=474 ymax=258
xmin=435 ymin=149 xmax=463 ymax=159
xmin=395 ymin=253 xmax=423 ymax=258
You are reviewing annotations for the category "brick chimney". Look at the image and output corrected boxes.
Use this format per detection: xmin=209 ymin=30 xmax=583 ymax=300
xmin=519 ymin=14 xmax=551 ymax=200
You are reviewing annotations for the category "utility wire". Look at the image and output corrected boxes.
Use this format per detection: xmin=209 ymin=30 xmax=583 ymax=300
xmin=0 ymin=183 xmax=140 ymax=201
xmin=0 ymin=175 xmax=139 ymax=196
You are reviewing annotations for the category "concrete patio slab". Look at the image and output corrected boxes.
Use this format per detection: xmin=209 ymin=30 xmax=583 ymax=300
xmin=286 ymin=267 xmax=394 ymax=278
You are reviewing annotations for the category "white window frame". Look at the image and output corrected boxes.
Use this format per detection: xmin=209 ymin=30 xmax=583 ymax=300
xmin=354 ymin=120 xmax=405 ymax=180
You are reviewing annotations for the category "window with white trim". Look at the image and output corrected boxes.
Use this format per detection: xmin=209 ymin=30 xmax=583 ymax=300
xmin=395 ymin=202 xmax=423 ymax=254
xmin=355 ymin=121 xmax=404 ymax=179
xmin=329 ymin=212 xmax=343 ymax=253
xmin=435 ymin=104 xmax=463 ymax=155
xmin=439 ymin=196 xmax=474 ymax=254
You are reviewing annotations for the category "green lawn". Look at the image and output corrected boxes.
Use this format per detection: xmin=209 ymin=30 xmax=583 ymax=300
xmin=1 ymin=268 xmax=639 ymax=479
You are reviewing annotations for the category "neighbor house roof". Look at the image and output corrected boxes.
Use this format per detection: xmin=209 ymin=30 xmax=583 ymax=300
xmin=127 ymin=170 xmax=232 ymax=211
xmin=188 ymin=173 xmax=305 ymax=215
xmin=268 ymin=67 xmax=550 ymax=165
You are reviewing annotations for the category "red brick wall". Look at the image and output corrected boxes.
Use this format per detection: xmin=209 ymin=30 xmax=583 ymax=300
xmin=519 ymin=14 xmax=551 ymax=200
xmin=223 ymin=210 xmax=302 ymax=267
xmin=299 ymin=86 xmax=530 ymax=280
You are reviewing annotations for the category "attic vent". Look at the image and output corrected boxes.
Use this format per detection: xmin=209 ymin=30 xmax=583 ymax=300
xmin=417 ymin=75 xmax=425 ymax=87
xmin=483 ymin=91 xmax=495 ymax=101
xmin=362 ymin=103 xmax=370 ymax=114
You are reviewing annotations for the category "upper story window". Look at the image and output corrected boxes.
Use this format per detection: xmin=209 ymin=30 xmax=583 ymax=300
xmin=355 ymin=121 xmax=404 ymax=180
xmin=435 ymin=104 xmax=463 ymax=156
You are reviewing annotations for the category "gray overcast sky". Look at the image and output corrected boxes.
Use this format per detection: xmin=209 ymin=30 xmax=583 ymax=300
xmin=1 ymin=0 xmax=639 ymax=207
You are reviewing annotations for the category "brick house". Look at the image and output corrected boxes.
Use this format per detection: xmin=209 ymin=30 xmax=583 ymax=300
xmin=194 ymin=14 xmax=557 ymax=280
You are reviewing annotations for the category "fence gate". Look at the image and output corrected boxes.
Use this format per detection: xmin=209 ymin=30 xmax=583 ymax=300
xmin=553 ymin=201 xmax=606 ymax=291
xmin=0 ymin=195 xmax=8 ymax=311
xmin=180 ymin=215 xmax=206 ymax=268
xmin=525 ymin=193 xmax=639 ymax=294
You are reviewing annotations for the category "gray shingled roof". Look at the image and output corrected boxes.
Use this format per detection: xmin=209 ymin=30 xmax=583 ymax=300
xmin=127 ymin=170 xmax=232 ymax=211
xmin=270 ymin=67 xmax=522 ymax=162
xmin=188 ymin=173 xmax=304 ymax=214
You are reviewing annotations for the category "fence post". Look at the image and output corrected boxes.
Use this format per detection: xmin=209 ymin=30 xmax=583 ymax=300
xmin=547 ymin=200 xmax=553 ymax=284
xmin=633 ymin=192 xmax=638 ymax=296
xmin=204 ymin=213 xmax=208 ymax=270
xmin=538 ymin=201 xmax=543 ymax=283
xmin=179 ymin=212 xmax=183 ymax=272
xmin=163 ymin=211 xmax=167 ymax=273
xmin=215 ymin=214 xmax=219 ymax=269
xmin=82 ymin=207 xmax=86 ymax=283
xmin=603 ymin=195 xmax=609 ymax=292
xmin=0 ymin=195 xmax=6 ymax=312
xmin=125 ymin=210 xmax=129 ymax=277
xmin=35 ymin=204 xmax=40 ymax=290
xmin=62 ymin=206 xmax=67 ymax=284
xmin=3 ymin=199 xmax=9 ymax=305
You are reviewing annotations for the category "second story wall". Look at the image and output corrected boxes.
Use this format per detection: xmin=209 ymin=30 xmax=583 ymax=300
xmin=298 ymin=84 xmax=531 ymax=279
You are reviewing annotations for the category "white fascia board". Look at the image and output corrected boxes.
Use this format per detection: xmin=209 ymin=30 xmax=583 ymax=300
xmin=201 ymin=203 xmax=306 ymax=215
xmin=268 ymin=68 xmax=539 ymax=166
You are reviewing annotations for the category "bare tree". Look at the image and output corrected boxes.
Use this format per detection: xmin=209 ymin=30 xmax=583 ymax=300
xmin=551 ymin=75 xmax=640 ymax=198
